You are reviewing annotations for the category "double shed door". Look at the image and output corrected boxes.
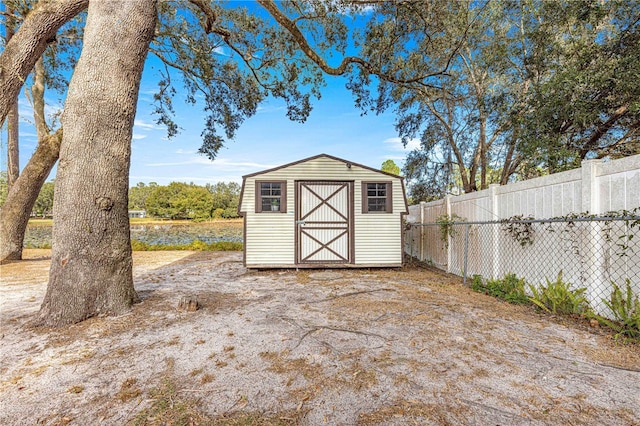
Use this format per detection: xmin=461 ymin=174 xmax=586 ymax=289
xmin=296 ymin=181 xmax=354 ymax=265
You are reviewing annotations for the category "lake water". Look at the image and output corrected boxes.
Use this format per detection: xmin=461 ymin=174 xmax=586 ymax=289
xmin=24 ymin=222 xmax=243 ymax=248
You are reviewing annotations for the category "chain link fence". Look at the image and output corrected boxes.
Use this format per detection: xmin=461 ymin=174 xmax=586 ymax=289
xmin=405 ymin=216 xmax=640 ymax=319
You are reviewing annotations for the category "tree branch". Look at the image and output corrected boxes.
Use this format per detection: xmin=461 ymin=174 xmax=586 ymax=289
xmin=187 ymin=0 xmax=230 ymax=38
xmin=256 ymin=0 xmax=450 ymax=87
xmin=579 ymin=104 xmax=630 ymax=159
xmin=310 ymin=288 xmax=393 ymax=303
xmin=0 ymin=0 xmax=88 ymax=125
xmin=0 ymin=10 xmax=22 ymax=21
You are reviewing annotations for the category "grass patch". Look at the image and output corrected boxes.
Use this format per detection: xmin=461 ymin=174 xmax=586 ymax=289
xmin=130 ymin=239 xmax=242 ymax=251
xmin=259 ymin=351 xmax=323 ymax=381
xmin=23 ymin=242 xmax=52 ymax=249
xmin=67 ymin=385 xmax=84 ymax=394
xmin=28 ymin=218 xmax=243 ymax=226
xmin=358 ymin=399 xmax=455 ymax=425
xmin=210 ymin=412 xmax=305 ymax=425
xmin=129 ymin=218 xmax=243 ymax=226
xmin=129 ymin=378 xmax=208 ymax=426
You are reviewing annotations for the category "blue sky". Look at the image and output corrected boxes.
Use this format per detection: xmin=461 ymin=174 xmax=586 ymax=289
xmin=126 ymin=65 xmax=418 ymax=186
xmin=132 ymin=43 xmax=424 ymax=185
xmin=2 ymin=4 xmax=420 ymax=187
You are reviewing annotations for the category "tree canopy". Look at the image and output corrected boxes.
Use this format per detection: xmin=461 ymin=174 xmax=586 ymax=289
xmin=381 ymin=159 xmax=400 ymax=176
xmin=346 ymin=0 xmax=640 ymax=202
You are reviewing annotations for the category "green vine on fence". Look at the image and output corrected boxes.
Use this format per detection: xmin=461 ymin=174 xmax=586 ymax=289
xmin=436 ymin=213 xmax=464 ymax=249
xmin=601 ymin=207 xmax=640 ymax=258
xmin=544 ymin=207 xmax=640 ymax=260
xmin=500 ymin=215 xmax=535 ymax=246
xmin=500 ymin=207 xmax=640 ymax=257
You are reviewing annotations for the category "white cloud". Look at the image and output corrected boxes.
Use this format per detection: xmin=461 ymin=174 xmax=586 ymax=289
xmin=382 ymin=155 xmax=407 ymax=162
xmin=213 ymin=158 xmax=277 ymax=170
xmin=145 ymin=156 xmax=276 ymax=170
xmin=132 ymin=133 xmax=147 ymax=140
xmin=256 ymin=104 xmax=286 ymax=114
xmin=44 ymin=104 xmax=63 ymax=118
xmin=383 ymin=137 xmax=421 ymax=151
xmin=18 ymin=100 xmax=34 ymax=119
xmin=134 ymin=119 xmax=158 ymax=130
xmin=213 ymin=46 xmax=228 ymax=56
xmin=146 ymin=157 xmax=213 ymax=167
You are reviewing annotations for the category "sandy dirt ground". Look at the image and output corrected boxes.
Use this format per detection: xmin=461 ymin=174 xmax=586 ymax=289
xmin=1 ymin=250 xmax=639 ymax=425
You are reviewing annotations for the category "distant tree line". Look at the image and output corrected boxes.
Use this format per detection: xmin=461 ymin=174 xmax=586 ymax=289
xmin=129 ymin=181 xmax=240 ymax=220
xmin=0 ymin=175 xmax=240 ymax=220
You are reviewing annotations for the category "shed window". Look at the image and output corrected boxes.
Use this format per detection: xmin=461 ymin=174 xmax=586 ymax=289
xmin=256 ymin=181 xmax=286 ymax=213
xmin=362 ymin=182 xmax=392 ymax=213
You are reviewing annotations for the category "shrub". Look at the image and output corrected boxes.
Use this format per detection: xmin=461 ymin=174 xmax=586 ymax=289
xmin=471 ymin=273 xmax=529 ymax=304
xmin=528 ymin=271 xmax=589 ymax=315
xmin=597 ymin=280 xmax=640 ymax=339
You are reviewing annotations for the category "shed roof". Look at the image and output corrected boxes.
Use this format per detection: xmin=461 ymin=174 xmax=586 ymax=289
xmin=241 ymin=153 xmax=405 ymax=180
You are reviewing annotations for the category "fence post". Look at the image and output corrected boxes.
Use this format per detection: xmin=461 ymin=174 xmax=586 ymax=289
xmin=445 ymin=195 xmax=453 ymax=273
xmin=489 ymin=184 xmax=501 ymax=279
xmin=463 ymin=223 xmax=470 ymax=286
xmin=420 ymin=201 xmax=426 ymax=261
xmin=581 ymin=159 xmax=606 ymax=314
xmin=581 ymin=159 xmax=601 ymax=214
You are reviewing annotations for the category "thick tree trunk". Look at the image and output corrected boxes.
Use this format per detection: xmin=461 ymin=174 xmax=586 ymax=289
xmin=0 ymin=0 xmax=88 ymax=126
xmin=0 ymin=57 xmax=55 ymax=263
xmin=1 ymin=54 xmax=56 ymax=263
xmin=0 ymin=130 xmax=61 ymax=263
xmin=37 ymin=0 xmax=157 ymax=327
xmin=6 ymin=103 xmax=19 ymax=189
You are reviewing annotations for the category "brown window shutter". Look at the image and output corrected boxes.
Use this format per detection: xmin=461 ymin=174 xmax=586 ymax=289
xmin=386 ymin=182 xmax=393 ymax=213
xmin=255 ymin=181 xmax=262 ymax=213
xmin=361 ymin=182 xmax=368 ymax=214
xmin=279 ymin=181 xmax=287 ymax=213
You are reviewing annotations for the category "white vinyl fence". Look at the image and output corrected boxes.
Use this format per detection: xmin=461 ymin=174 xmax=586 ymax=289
xmin=405 ymin=155 xmax=640 ymax=317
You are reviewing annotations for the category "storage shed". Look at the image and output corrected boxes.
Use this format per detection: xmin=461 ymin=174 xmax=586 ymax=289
xmin=238 ymin=154 xmax=408 ymax=268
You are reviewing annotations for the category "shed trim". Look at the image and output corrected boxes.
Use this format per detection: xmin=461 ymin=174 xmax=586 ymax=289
xmin=241 ymin=153 xmax=404 ymax=180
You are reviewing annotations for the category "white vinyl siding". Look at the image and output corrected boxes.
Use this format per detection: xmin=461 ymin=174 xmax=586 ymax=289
xmin=354 ymin=214 xmax=403 ymax=264
xmin=244 ymin=213 xmax=294 ymax=265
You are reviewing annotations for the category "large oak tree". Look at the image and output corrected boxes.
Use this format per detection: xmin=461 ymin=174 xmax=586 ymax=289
xmin=37 ymin=0 xmax=157 ymax=325
xmin=11 ymin=0 xmax=452 ymax=326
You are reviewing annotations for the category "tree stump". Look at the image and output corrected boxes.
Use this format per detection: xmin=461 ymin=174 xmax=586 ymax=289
xmin=177 ymin=295 xmax=199 ymax=312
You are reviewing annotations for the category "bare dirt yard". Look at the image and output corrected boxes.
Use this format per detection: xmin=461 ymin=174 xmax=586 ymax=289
xmin=1 ymin=250 xmax=639 ymax=425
